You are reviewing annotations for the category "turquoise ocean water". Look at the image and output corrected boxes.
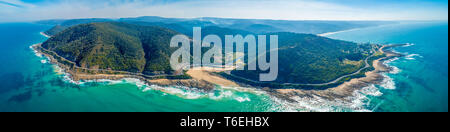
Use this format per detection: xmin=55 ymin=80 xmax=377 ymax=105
xmin=0 ymin=22 xmax=447 ymax=112
xmin=0 ymin=23 xmax=280 ymax=112
xmin=327 ymin=22 xmax=448 ymax=112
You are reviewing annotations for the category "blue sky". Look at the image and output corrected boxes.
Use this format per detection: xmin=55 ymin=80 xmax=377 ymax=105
xmin=0 ymin=0 xmax=448 ymax=22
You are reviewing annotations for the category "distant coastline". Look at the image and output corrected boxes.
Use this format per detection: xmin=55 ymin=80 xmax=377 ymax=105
xmin=40 ymin=32 xmax=51 ymax=38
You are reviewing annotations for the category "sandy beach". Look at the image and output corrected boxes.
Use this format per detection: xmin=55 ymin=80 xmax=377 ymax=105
xmin=40 ymin=32 xmax=51 ymax=38
xmin=186 ymin=67 xmax=240 ymax=87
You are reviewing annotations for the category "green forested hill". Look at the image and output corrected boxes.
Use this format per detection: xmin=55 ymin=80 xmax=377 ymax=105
xmin=231 ymin=32 xmax=372 ymax=84
xmin=42 ymin=22 xmax=180 ymax=75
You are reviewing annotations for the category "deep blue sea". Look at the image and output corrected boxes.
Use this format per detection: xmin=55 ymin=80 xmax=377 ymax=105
xmin=327 ymin=21 xmax=448 ymax=112
xmin=0 ymin=22 xmax=447 ymax=112
xmin=0 ymin=23 xmax=278 ymax=112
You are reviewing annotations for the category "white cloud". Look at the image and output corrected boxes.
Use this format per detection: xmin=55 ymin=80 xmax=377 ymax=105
xmin=0 ymin=0 xmax=35 ymax=8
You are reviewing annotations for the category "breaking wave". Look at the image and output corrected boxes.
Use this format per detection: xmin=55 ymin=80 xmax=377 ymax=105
xmin=30 ymin=45 xmax=43 ymax=58
xmin=380 ymin=74 xmax=396 ymax=90
xmin=402 ymin=43 xmax=415 ymax=47
xmin=383 ymin=57 xmax=402 ymax=74
xmin=380 ymin=55 xmax=401 ymax=90
xmin=270 ymin=85 xmax=383 ymax=112
xmin=142 ymin=85 xmax=259 ymax=103
xmin=405 ymin=54 xmax=423 ymax=60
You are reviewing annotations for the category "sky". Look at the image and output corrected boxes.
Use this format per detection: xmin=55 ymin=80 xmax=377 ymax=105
xmin=0 ymin=0 xmax=448 ymax=22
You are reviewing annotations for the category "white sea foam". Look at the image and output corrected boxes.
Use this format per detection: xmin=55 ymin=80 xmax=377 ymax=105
xmin=141 ymin=84 xmax=261 ymax=103
xmin=30 ymin=44 xmax=52 ymax=65
xmin=405 ymin=54 xmax=423 ymax=60
xmin=380 ymin=74 xmax=396 ymax=90
xmin=235 ymin=96 xmax=251 ymax=102
xmin=271 ymin=95 xmax=368 ymax=112
xmin=383 ymin=57 xmax=402 ymax=74
xmin=50 ymin=65 xmax=87 ymax=85
xmin=359 ymin=85 xmax=383 ymax=97
xmin=123 ymin=78 xmax=147 ymax=88
xmin=144 ymin=85 xmax=205 ymax=99
xmin=208 ymin=90 xmax=234 ymax=100
xmin=30 ymin=45 xmax=43 ymax=58
xmin=62 ymin=73 xmax=85 ymax=85
xmin=141 ymin=84 xmax=266 ymax=102
xmin=384 ymin=57 xmax=399 ymax=64
xmin=377 ymin=52 xmax=405 ymax=90
xmin=390 ymin=66 xmax=401 ymax=74
xmin=220 ymin=86 xmax=266 ymax=95
xmin=402 ymin=43 xmax=415 ymax=47
xmin=269 ymin=85 xmax=383 ymax=112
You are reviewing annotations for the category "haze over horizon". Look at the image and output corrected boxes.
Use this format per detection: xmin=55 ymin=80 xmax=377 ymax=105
xmin=0 ymin=0 xmax=448 ymax=22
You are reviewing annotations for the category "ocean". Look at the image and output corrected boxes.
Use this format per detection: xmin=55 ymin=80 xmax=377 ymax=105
xmin=0 ymin=23 xmax=280 ymax=112
xmin=327 ymin=21 xmax=448 ymax=112
xmin=0 ymin=22 xmax=447 ymax=112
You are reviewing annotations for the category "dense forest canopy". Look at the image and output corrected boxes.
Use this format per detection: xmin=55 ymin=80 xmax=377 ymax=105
xmin=42 ymin=22 xmax=180 ymax=75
